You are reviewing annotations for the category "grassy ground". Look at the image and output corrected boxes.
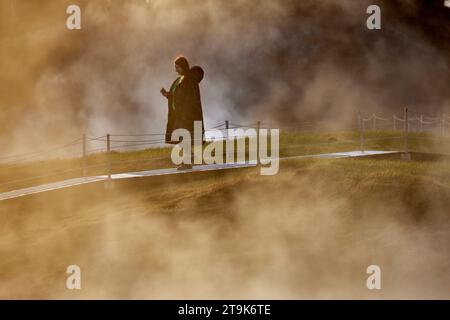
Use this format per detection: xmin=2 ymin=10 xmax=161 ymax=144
xmin=0 ymin=130 xmax=449 ymax=192
xmin=0 ymin=152 xmax=449 ymax=298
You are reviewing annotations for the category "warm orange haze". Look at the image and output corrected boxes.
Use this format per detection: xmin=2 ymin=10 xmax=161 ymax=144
xmin=0 ymin=0 xmax=449 ymax=300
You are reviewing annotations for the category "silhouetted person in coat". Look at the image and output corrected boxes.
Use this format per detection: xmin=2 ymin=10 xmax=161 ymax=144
xmin=160 ymin=56 xmax=205 ymax=169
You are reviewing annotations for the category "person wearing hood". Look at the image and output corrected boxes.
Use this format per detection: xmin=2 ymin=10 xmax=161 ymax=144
xmin=160 ymin=56 xmax=205 ymax=168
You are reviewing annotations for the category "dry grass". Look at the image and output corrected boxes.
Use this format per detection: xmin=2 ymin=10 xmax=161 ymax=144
xmin=1 ymin=130 xmax=449 ymax=192
xmin=0 ymin=156 xmax=449 ymax=299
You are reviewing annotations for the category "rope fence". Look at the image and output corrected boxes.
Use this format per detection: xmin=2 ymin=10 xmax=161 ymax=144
xmin=362 ymin=110 xmax=450 ymax=134
xmin=0 ymin=109 xmax=449 ymax=190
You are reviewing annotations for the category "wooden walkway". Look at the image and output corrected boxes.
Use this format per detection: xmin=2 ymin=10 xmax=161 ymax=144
xmin=0 ymin=150 xmax=399 ymax=201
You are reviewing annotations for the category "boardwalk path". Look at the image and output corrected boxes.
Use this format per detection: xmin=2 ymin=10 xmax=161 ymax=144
xmin=0 ymin=150 xmax=399 ymax=201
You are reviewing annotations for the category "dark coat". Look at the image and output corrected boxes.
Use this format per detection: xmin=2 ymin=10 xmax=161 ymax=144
xmin=165 ymin=66 xmax=205 ymax=144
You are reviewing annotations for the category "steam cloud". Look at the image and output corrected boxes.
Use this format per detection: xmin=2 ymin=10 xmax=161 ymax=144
xmin=0 ymin=0 xmax=449 ymax=155
xmin=0 ymin=161 xmax=449 ymax=298
xmin=0 ymin=1 xmax=449 ymax=298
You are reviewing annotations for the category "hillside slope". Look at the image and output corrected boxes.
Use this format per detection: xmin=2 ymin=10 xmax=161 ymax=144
xmin=0 ymin=158 xmax=449 ymax=299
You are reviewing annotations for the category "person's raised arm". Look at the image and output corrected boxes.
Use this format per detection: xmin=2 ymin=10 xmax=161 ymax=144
xmin=160 ymin=88 xmax=169 ymax=99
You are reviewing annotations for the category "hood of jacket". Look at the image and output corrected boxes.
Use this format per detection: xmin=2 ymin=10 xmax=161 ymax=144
xmin=189 ymin=66 xmax=204 ymax=83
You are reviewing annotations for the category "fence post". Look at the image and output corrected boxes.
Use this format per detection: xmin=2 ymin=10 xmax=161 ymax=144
xmin=403 ymin=108 xmax=410 ymax=160
xmin=359 ymin=111 xmax=365 ymax=153
xmin=256 ymin=121 xmax=261 ymax=164
xmin=393 ymin=115 xmax=396 ymax=131
xmin=225 ymin=120 xmax=229 ymax=140
xmin=445 ymin=113 xmax=448 ymax=137
xmin=82 ymin=133 xmax=87 ymax=178
xmin=103 ymin=133 xmax=115 ymax=189
xmin=372 ymin=113 xmax=376 ymax=131
xmin=107 ymin=133 xmax=111 ymax=180
xmin=224 ymin=120 xmax=229 ymax=163
xmin=419 ymin=114 xmax=423 ymax=133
